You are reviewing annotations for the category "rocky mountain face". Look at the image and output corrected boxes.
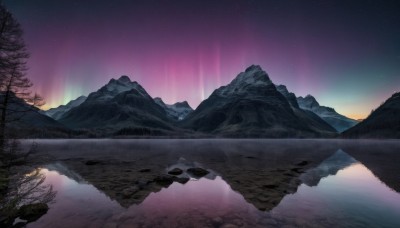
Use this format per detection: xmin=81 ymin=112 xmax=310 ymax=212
xmin=59 ymin=76 xmax=175 ymax=135
xmin=297 ymin=95 xmax=358 ymax=132
xmin=180 ymin=65 xmax=337 ymax=137
xmin=275 ymin=85 xmax=299 ymax=109
xmin=342 ymin=92 xmax=400 ymax=138
xmin=43 ymin=96 xmax=87 ymax=120
xmin=275 ymin=85 xmax=337 ymax=134
xmin=154 ymin=97 xmax=193 ymax=121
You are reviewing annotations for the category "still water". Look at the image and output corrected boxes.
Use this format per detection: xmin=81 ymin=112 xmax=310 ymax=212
xmin=24 ymin=144 xmax=400 ymax=228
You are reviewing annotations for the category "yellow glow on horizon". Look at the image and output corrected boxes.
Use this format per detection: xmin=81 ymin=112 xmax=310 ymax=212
xmin=345 ymin=113 xmax=367 ymax=121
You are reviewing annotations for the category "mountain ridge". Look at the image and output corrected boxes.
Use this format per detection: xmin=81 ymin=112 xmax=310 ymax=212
xmin=180 ymin=65 xmax=337 ymax=137
xmin=342 ymin=92 xmax=400 ymax=138
xmin=43 ymin=96 xmax=87 ymax=120
xmin=297 ymin=94 xmax=358 ymax=132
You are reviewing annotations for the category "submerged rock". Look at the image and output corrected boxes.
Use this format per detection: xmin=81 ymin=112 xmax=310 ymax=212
xmin=212 ymin=217 xmax=223 ymax=226
xmin=168 ymin=168 xmax=183 ymax=175
xmin=84 ymin=160 xmax=101 ymax=165
xmin=296 ymin=161 xmax=309 ymax=166
xmin=221 ymin=224 xmax=239 ymax=228
xmin=138 ymin=168 xmax=151 ymax=173
xmin=18 ymin=203 xmax=49 ymax=222
xmin=187 ymin=167 xmax=209 ymax=177
xmin=122 ymin=186 xmax=140 ymax=198
xmin=154 ymin=175 xmax=174 ymax=187
xmin=174 ymin=177 xmax=190 ymax=184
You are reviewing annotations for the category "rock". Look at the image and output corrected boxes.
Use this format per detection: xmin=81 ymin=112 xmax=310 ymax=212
xmin=135 ymin=179 xmax=150 ymax=188
xmin=232 ymin=219 xmax=243 ymax=226
xmin=187 ymin=167 xmax=209 ymax=177
xmin=122 ymin=186 xmax=140 ymax=198
xmin=138 ymin=168 xmax=151 ymax=173
xmin=174 ymin=177 xmax=190 ymax=184
xmin=221 ymin=224 xmax=239 ymax=228
xmin=103 ymin=222 xmax=118 ymax=228
xmin=18 ymin=203 xmax=49 ymax=222
xmin=154 ymin=175 xmax=174 ymax=187
xmin=85 ymin=160 xmax=101 ymax=165
xmin=258 ymin=196 xmax=269 ymax=202
xmin=263 ymin=184 xmax=278 ymax=189
xmin=291 ymin=167 xmax=304 ymax=173
xmin=212 ymin=216 xmax=223 ymax=225
xmin=168 ymin=168 xmax=183 ymax=175
xmin=0 ymin=168 xmax=8 ymax=195
xmin=296 ymin=161 xmax=309 ymax=166
xmin=13 ymin=222 xmax=27 ymax=228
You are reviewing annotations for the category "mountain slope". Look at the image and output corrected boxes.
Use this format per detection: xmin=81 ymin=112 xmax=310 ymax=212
xmin=154 ymin=97 xmax=193 ymax=121
xmin=59 ymin=76 xmax=175 ymax=135
xmin=43 ymin=96 xmax=87 ymax=120
xmin=297 ymin=95 xmax=358 ymax=132
xmin=342 ymin=92 xmax=400 ymax=138
xmin=1 ymin=93 xmax=67 ymax=137
xmin=180 ymin=65 xmax=337 ymax=137
xmin=276 ymin=85 xmax=337 ymax=133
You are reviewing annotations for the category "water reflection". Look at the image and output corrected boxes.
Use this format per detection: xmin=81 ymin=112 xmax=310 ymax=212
xmin=273 ymin=163 xmax=400 ymax=227
xmin=26 ymin=149 xmax=400 ymax=228
xmin=300 ymin=149 xmax=357 ymax=187
xmin=0 ymin=167 xmax=56 ymax=227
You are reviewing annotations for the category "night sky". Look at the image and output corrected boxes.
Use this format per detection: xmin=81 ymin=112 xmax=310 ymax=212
xmin=4 ymin=0 xmax=400 ymax=119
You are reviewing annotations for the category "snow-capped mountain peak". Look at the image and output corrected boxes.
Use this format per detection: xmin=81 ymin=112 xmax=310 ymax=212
xmin=234 ymin=65 xmax=271 ymax=85
xmin=298 ymin=95 xmax=320 ymax=109
xmin=217 ymin=65 xmax=272 ymax=96
xmin=118 ymin=75 xmax=131 ymax=83
xmin=88 ymin=75 xmax=149 ymax=102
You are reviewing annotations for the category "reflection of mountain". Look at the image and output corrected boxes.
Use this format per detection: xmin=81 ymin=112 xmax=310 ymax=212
xmin=51 ymin=161 xmax=172 ymax=208
xmin=300 ymin=150 xmax=357 ymax=186
xmin=40 ymin=140 xmax=338 ymax=211
xmin=45 ymin=163 xmax=86 ymax=184
xmin=341 ymin=142 xmax=400 ymax=192
xmin=195 ymin=145 xmax=337 ymax=211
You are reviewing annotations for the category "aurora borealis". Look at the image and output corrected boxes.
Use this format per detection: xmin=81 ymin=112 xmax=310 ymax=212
xmin=4 ymin=0 xmax=400 ymax=119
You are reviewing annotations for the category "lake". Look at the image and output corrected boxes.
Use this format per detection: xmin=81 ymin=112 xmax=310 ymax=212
xmin=14 ymin=139 xmax=400 ymax=227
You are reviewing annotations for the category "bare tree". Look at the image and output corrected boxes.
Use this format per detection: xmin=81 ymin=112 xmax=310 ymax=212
xmin=0 ymin=167 xmax=56 ymax=226
xmin=0 ymin=4 xmax=44 ymax=156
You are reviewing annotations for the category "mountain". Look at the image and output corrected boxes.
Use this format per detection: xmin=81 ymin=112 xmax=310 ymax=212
xmin=275 ymin=85 xmax=299 ymax=109
xmin=1 ymin=93 xmax=67 ymax=137
xmin=59 ymin=76 xmax=176 ymax=135
xmin=154 ymin=97 xmax=193 ymax=121
xmin=297 ymin=95 xmax=358 ymax=132
xmin=180 ymin=65 xmax=337 ymax=137
xmin=43 ymin=96 xmax=87 ymax=120
xmin=342 ymin=92 xmax=400 ymax=138
xmin=275 ymin=85 xmax=337 ymax=133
